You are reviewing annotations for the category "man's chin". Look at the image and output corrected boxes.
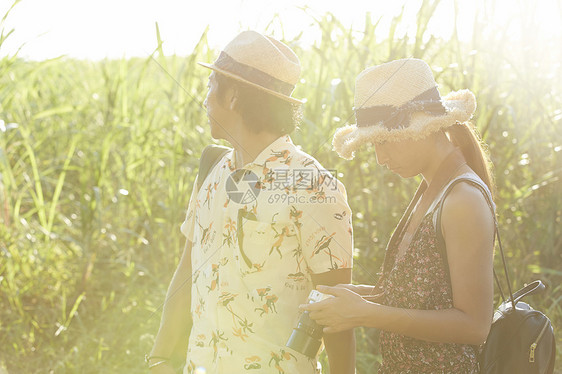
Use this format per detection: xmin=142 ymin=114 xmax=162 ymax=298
xmin=209 ymin=125 xmax=224 ymax=141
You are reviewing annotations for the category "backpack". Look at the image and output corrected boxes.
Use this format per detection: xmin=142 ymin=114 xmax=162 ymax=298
xmin=479 ymin=281 xmax=556 ymax=374
xmin=436 ymin=177 xmax=556 ymax=374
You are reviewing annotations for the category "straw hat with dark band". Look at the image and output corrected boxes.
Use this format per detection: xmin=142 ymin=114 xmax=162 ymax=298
xmin=332 ymin=58 xmax=477 ymax=160
xmin=198 ymin=31 xmax=303 ymax=104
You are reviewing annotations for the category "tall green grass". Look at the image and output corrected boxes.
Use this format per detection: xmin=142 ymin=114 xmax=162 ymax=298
xmin=1 ymin=0 xmax=560 ymax=372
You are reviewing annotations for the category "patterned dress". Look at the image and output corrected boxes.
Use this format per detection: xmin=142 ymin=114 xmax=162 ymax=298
xmin=377 ymin=175 xmax=487 ymax=374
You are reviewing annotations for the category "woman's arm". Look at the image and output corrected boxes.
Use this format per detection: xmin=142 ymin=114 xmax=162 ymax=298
xmin=302 ymin=183 xmax=495 ymax=345
xmin=149 ymin=240 xmax=194 ymax=372
xmin=438 ymin=182 xmax=495 ymax=343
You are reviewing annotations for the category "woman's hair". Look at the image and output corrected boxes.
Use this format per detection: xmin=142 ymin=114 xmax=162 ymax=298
xmin=446 ymin=122 xmax=495 ymax=197
xmin=214 ymin=73 xmax=302 ymax=135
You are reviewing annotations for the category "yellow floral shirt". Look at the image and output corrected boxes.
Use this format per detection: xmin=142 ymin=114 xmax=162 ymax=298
xmin=180 ymin=135 xmax=353 ymax=374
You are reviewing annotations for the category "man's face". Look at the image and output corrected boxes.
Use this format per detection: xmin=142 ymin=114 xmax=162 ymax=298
xmin=204 ymin=72 xmax=231 ymax=140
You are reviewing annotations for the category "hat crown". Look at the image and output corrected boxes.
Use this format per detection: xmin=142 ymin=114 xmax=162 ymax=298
xmin=332 ymin=58 xmax=477 ymax=159
xmin=354 ymin=59 xmax=438 ymax=109
xmin=222 ymin=31 xmax=301 ymax=86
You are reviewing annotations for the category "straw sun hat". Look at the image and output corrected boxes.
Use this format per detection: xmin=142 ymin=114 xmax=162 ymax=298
xmin=198 ymin=31 xmax=303 ymax=104
xmin=332 ymin=58 xmax=477 ymax=160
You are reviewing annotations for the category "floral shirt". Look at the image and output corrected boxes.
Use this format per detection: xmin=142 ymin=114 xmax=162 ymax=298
xmin=180 ymin=135 xmax=353 ymax=374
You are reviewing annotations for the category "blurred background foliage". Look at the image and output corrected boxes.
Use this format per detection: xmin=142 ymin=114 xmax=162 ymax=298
xmin=0 ymin=0 xmax=560 ymax=372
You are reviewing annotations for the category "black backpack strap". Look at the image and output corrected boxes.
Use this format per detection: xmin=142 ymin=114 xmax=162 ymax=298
xmin=435 ymin=176 xmax=495 ymax=269
xmin=435 ymin=176 xmax=516 ymax=309
xmin=196 ymin=145 xmax=231 ymax=192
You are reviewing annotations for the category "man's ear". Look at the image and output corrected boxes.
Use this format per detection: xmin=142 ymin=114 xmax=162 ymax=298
xmin=228 ymin=86 xmax=238 ymax=110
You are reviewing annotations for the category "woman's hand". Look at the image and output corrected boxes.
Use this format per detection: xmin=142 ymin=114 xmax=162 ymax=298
xmin=299 ymin=284 xmax=369 ymax=333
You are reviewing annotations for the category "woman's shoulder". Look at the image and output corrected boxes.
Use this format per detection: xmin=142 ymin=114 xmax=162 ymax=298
xmin=444 ymin=181 xmax=489 ymax=210
xmin=429 ymin=171 xmax=492 ymax=215
xmin=440 ymin=172 xmax=495 ymax=225
xmin=439 ymin=172 xmax=496 ymax=258
xmin=444 ymin=172 xmax=493 ymax=208
xmin=430 ymin=171 xmax=495 ymax=230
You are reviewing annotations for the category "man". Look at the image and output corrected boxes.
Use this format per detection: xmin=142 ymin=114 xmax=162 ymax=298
xmin=148 ymin=31 xmax=354 ymax=374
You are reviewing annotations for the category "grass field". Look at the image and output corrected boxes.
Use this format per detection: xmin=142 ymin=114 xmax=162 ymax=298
xmin=1 ymin=1 xmax=561 ymax=373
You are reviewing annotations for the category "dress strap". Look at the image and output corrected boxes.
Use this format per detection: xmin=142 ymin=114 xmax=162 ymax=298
xmin=375 ymin=180 xmax=426 ymax=291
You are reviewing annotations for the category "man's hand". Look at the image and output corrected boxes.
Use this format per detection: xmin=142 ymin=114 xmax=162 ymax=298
xmin=149 ymin=240 xmax=193 ymax=374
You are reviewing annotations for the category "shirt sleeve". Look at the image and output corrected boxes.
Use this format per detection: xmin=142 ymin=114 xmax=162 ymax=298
xmin=294 ymin=171 xmax=353 ymax=274
xmin=180 ymin=176 xmax=199 ymax=243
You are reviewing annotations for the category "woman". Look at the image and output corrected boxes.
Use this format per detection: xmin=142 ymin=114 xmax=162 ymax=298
xmin=301 ymin=58 xmax=495 ymax=373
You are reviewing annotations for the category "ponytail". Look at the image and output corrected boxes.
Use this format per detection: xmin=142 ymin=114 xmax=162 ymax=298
xmin=446 ymin=122 xmax=495 ymax=198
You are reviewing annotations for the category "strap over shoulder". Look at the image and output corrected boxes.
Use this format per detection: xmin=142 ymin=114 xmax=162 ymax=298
xmin=435 ymin=174 xmax=495 ymax=252
xmin=435 ymin=175 xmax=519 ymax=308
xmin=196 ymin=144 xmax=231 ymax=192
xmin=435 ymin=174 xmax=495 ymax=216
xmin=435 ymin=174 xmax=499 ymax=291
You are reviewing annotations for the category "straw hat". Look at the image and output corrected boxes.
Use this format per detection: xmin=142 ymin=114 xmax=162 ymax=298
xmin=332 ymin=58 xmax=477 ymax=160
xmin=198 ymin=31 xmax=303 ymax=104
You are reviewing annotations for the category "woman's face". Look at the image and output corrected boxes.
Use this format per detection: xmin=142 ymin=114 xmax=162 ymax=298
xmin=374 ymin=137 xmax=431 ymax=178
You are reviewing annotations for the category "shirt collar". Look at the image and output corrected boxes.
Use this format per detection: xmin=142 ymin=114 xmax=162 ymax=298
xmin=229 ymin=135 xmax=295 ymax=169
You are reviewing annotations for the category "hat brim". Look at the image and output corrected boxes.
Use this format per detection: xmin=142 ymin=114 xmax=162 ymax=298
xmin=198 ymin=62 xmax=304 ymax=105
xmin=332 ymin=89 xmax=477 ymax=160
